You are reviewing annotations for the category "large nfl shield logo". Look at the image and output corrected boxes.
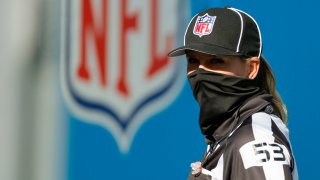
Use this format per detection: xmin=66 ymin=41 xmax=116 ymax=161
xmin=61 ymin=0 xmax=186 ymax=153
xmin=193 ymin=13 xmax=216 ymax=37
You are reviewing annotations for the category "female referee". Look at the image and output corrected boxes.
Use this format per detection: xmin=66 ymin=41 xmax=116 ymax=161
xmin=168 ymin=7 xmax=298 ymax=180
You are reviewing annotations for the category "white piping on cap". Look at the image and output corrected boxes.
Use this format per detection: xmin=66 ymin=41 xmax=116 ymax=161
xmin=228 ymin=8 xmax=244 ymax=54
xmin=184 ymin=14 xmax=199 ymax=45
xmin=229 ymin=8 xmax=262 ymax=58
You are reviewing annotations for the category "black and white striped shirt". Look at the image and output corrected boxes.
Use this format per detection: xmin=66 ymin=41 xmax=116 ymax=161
xmin=188 ymin=95 xmax=298 ymax=180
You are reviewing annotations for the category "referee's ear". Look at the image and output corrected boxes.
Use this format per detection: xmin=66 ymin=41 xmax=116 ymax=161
xmin=247 ymin=56 xmax=260 ymax=79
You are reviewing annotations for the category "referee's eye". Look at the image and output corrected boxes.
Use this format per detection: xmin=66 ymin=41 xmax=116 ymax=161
xmin=187 ymin=58 xmax=199 ymax=65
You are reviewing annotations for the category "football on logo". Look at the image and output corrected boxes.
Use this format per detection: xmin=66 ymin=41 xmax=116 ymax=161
xmin=61 ymin=0 xmax=185 ymax=153
xmin=193 ymin=13 xmax=216 ymax=37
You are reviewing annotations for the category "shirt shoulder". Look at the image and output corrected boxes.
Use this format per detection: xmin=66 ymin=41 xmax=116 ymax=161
xmin=221 ymin=112 xmax=295 ymax=180
xmin=231 ymin=112 xmax=289 ymax=146
xmin=229 ymin=113 xmax=292 ymax=166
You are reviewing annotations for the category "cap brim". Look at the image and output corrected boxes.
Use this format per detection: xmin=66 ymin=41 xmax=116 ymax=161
xmin=168 ymin=43 xmax=241 ymax=57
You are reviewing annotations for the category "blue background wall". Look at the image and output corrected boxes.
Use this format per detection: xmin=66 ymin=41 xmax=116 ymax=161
xmin=65 ymin=0 xmax=320 ymax=179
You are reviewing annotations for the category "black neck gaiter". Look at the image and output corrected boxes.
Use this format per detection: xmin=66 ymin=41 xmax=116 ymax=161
xmin=187 ymin=68 xmax=263 ymax=136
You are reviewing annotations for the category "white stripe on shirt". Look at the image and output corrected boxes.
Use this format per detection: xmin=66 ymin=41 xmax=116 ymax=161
xmin=252 ymin=112 xmax=285 ymax=180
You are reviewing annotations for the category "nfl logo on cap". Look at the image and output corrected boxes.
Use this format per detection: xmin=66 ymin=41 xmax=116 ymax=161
xmin=193 ymin=13 xmax=216 ymax=37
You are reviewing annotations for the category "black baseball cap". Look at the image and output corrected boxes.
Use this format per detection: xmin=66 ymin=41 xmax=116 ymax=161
xmin=168 ymin=7 xmax=262 ymax=58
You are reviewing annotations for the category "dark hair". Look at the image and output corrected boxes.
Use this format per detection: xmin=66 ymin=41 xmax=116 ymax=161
xmin=256 ymin=55 xmax=288 ymax=123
